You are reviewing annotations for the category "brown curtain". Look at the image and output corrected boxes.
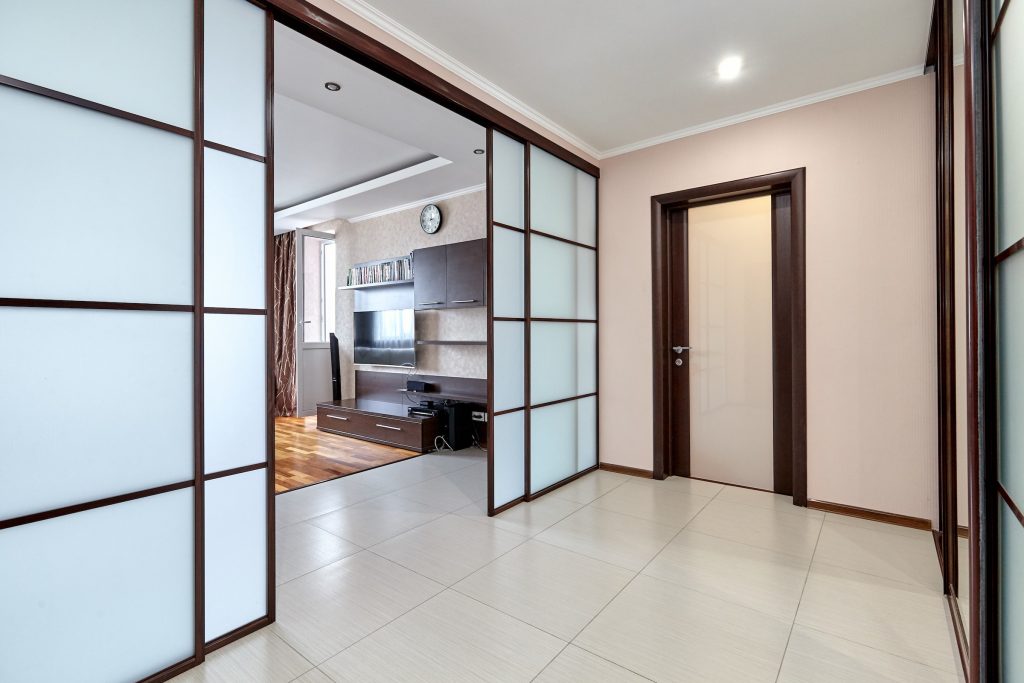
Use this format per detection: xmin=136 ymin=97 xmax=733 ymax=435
xmin=272 ymin=232 xmax=297 ymax=417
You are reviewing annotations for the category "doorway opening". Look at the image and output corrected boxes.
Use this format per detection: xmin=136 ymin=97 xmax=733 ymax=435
xmin=651 ymin=169 xmax=807 ymax=504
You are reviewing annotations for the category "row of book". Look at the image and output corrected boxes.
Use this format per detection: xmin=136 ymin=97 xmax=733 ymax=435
xmin=346 ymin=256 xmax=413 ymax=286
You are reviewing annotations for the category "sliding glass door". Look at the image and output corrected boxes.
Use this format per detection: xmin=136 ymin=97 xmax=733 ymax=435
xmin=0 ymin=0 xmax=272 ymax=680
xmin=487 ymin=130 xmax=598 ymax=514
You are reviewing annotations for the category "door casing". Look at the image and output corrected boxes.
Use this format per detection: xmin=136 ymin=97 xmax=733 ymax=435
xmin=651 ymin=169 xmax=807 ymax=504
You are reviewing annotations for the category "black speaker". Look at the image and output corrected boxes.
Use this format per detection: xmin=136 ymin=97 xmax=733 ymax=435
xmin=446 ymin=402 xmax=474 ymax=450
xmin=329 ymin=333 xmax=341 ymax=400
xmin=406 ymin=379 xmax=433 ymax=393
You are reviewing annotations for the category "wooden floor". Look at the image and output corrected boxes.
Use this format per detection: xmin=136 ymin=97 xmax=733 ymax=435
xmin=274 ymin=416 xmax=422 ymax=493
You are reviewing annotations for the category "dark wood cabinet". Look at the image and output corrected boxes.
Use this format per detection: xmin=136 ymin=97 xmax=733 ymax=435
xmin=445 ymin=238 xmax=486 ymax=308
xmin=412 ymin=238 xmax=486 ymax=310
xmin=412 ymin=244 xmax=447 ymax=310
xmin=317 ymin=399 xmax=438 ymax=452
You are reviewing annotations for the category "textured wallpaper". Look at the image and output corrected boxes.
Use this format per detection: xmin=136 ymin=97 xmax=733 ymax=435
xmin=320 ymin=190 xmax=487 ymax=398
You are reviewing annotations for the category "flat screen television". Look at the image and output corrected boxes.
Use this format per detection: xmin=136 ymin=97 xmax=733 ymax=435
xmin=353 ymin=308 xmax=416 ymax=367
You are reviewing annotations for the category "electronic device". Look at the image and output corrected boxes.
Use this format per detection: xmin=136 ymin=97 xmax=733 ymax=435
xmin=406 ymin=379 xmax=433 ymax=393
xmin=353 ymin=308 xmax=415 ymax=367
xmin=471 ymin=411 xmax=487 ymax=422
xmin=329 ymin=332 xmax=342 ymax=400
xmin=408 ymin=405 xmax=442 ymax=420
xmin=445 ymin=402 xmax=475 ymax=450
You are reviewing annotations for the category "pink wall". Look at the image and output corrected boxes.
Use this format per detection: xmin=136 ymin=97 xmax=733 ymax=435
xmin=598 ymin=75 xmax=940 ymax=523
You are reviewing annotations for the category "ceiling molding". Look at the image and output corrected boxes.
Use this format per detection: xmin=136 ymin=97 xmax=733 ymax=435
xmin=274 ymin=157 xmax=451 ymax=219
xmin=333 ymin=0 xmax=602 ymax=160
xmin=599 ymin=65 xmax=926 ymax=159
xmin=347 ymin=183 xmax=485 ymax=223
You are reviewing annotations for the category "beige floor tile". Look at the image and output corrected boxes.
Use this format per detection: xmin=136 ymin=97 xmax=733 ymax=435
xmin=272 ymin=551 xmax=443 ymax=664
xmin=455 ymin=495 xmax=584 ymax=537
xmin=590 ymin=480 xmax=711 ymax=527
xmin=454 ymin=540 xmax=635 ymax=640
xmin=647 ymin=475 xmax=725 ymax=497
xmin=796 ymin=563 xmax=958 ymax=672
xmin=575 ymin=575 xmax=792 ymax=682
xmin=392 ymin=464 xmax=486 ymax=511
xmin=275 ymin=522 xmax=361 ymax=585
xmin=548 ymin=470 xmax=630 ymax=504
xmin=371 ymin=514 xmax=526 ymax=585
xmin=686 ymin=498 xmax=823 ymax=558
xmin=778 ymin=626 xmax=959 ymax=682
xmin=534 ymin=645 xmax=649 ymax=682
xmin=535 ymin=506 xmax=679 ymax=571
xmin=275 ymin=477 xmax=388 ymax=528
xmin=307 ymin=492 xmax=446 ymax=547
xmin=291 ymin=669 xmax=335 ymax=683
xmin=715 ymin=485 xmax=825 ymax=519
xmin=171 ymin=630 xmax=312 ymax=683
xmin=319 ymin=590 xmax=565 ymax=682
xmin=642 ymin=529 xmax=810 ymax=620
xmin=813 ymin=518 xmax=943 ymax=591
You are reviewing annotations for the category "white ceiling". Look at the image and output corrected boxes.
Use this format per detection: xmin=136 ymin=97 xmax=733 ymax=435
xmin=274 ymin=22 xmax=485 ymax=231
xmin=341 ymin=0 xmax=936 ymax=157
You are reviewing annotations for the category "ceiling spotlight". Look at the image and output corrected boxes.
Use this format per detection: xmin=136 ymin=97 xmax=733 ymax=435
xmin=473 ymin=148 xmax=485 ymax=155
xmin=717 ymin=56 xmax=743 ymax=81
xmin=324 ymin=81 xmax=341 ymax=92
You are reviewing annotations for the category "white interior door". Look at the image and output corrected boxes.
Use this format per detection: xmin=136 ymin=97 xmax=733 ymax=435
xmin=295 ymin=229 xmax=336 ymax=416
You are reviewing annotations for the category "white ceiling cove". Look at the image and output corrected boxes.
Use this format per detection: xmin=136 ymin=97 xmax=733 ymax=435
xmin=339 ymin=0 xmax=936 ymax=158
xmin=274 ymin=22 xmax=484 ymax=231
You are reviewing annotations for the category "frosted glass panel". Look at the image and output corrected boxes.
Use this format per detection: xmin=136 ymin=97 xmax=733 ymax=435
xmin=999 ymin=253 xmax=1024 ymax=503
xmin=0 ymin=0 xmax=193 ymax=128
xmin=204 ymin=314 xmax=267 ymax=473
xmin=530 ymin=400 xmax=578 ymax=493
xmin=492 ymin=132 xmax=525 ymax=228
xmin=0 ymin=490 xmax=194 ymax=683
xmin=1000 ymin=500 xmax=1023 ymax=681
xmin=492 ymin=411 xmax=525 ymax=508
xmin=493 ymin=322 xmax=525 ymax=411
xmin=205 ymin=0 xmax=266 ymax=155
xmin=206 ymin=470 xmax=267 ymax=641
xmin=531 ymin=235 xmax=596 ymax=319
xmin=493 ymin=226 xmax=525 ymax=317
xmin=205 ymin=149 xmax=267 ymax=309
xmin=0 ymin=308 xmax=192 ymax=519
xmin=688 ymin=197 xmax=775 ymax=491
xmin=577 ymin=395 xmax=598 ymax=471
xmin=0 ymin=88 xmax=193 ymax=303
xmin=531 ymin=322 xmax=597 ymax=405
xmin=529 ymin=146 xmax=597 ymax=246
xmin=994 ymin=7 xmax=1024 ymax=251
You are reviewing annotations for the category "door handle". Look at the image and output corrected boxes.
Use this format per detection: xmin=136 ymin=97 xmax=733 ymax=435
xmin=672 ymin=346 xmax=691 ymax=354
xmin=449 ymin=299 xmax=478 ymax=304
xmin=418 ymin=301 xmax=444 ymax=306
xmin=375 ymin=424 xmax=402 ymax=431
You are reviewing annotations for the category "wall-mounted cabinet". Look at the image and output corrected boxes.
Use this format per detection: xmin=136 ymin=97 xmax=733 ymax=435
xmin=413 ymin=238 xmax=487 ymax=310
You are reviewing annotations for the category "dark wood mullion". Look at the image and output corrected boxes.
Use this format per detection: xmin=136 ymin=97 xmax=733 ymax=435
xmin=998 ymin=482 xmax=1024 ymax=527
xmin=138 ymin=656 xmax=203 ymax=683
xmin=0 ymin=479 xmax=194 ymax=531
xmin=523 ymin=143 xmax=533 ymax=501
xmin=532 ymin=317 xmax=597 ymax=323
xmin=493 ymin=220 xmax=525 ymax=233
xmin=204 ymin=615 xmax=271 ymax=654
xmin=264 ymin=3 xmax=278 ymax=628
xmin=486 ymin=128 xmax=496 ymax=515
xmin=995 ymin=235 xmax=1024 ymax=263
xmin=530 ymin=229 xmax=597 ymax=251
xmin=205 ymin=307 xmax=268 ymax=315
xmin=204 ymin=462 xmax=268 ymax=481
xmin=992 ymin=0 xmax=1014 ymax=37
xmin=191 ymin=0 xmax=207 ymax=670
xmin=0 ymin=73 xmax=194 ymax=138
xmin=0 ymin=298 xmax=192 ymax=312
xmin=203 ymin=139 xmax=266 ymax=163
xmin=494 ymin=316 xmax=526 ymax=322
xmin=493 ymin=405 xmax=526 ymax=417
xmin=529 ymin=392 xmax=598 ymax=411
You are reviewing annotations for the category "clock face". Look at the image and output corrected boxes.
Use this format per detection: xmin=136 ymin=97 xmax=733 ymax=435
xmin=420 ymin=204 xmax=442 ymax=234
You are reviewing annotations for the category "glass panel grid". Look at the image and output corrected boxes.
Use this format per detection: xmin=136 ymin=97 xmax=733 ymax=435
xmin=204 ymin=0 xmax=266 ymax=155
xmin=530 ymin=322 xmax=597 ymax=405
xmin=530 ymin=234 xmax=596 ymax=319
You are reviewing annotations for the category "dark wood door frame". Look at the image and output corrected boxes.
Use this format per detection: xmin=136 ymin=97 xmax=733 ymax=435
xmin=651 ymin=169 xmax=807 ymax=505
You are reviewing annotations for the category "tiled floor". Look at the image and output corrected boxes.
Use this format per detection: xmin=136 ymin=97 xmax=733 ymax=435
xmin=174 ymin=449 xmax=961 ymax=682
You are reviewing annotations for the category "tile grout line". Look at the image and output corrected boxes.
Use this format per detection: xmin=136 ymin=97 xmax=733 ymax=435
xmin=773 ymin=510 xmax=825 ymax=682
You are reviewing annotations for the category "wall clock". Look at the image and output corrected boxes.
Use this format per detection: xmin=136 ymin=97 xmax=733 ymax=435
xmin=419 ymin=203 xmax=442 ymax=234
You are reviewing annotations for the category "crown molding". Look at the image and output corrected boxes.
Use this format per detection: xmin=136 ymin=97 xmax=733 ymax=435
xmin=599 ymin=65 xmax=926 ymax=159
xmin=347 ymin=183 xmax=485 ymax=223
xmin=333 ymin=0 xmax=601 ymax=160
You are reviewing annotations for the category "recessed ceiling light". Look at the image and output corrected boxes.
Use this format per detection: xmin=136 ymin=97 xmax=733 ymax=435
xmin=717 ymin=56 xmax=743 ymax=81
xmin=473 ymin=148 xmax=485 ymax=155
xmin=324 ymin=81 xmax=341 ymax=92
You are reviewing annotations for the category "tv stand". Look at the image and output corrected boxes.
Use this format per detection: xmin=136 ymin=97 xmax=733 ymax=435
xmin=316 ymin=399 xmax=438 ymax=453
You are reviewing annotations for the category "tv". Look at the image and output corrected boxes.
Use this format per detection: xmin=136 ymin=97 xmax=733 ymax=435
xmin=353 ymin=308 xmax=416 ymax=367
